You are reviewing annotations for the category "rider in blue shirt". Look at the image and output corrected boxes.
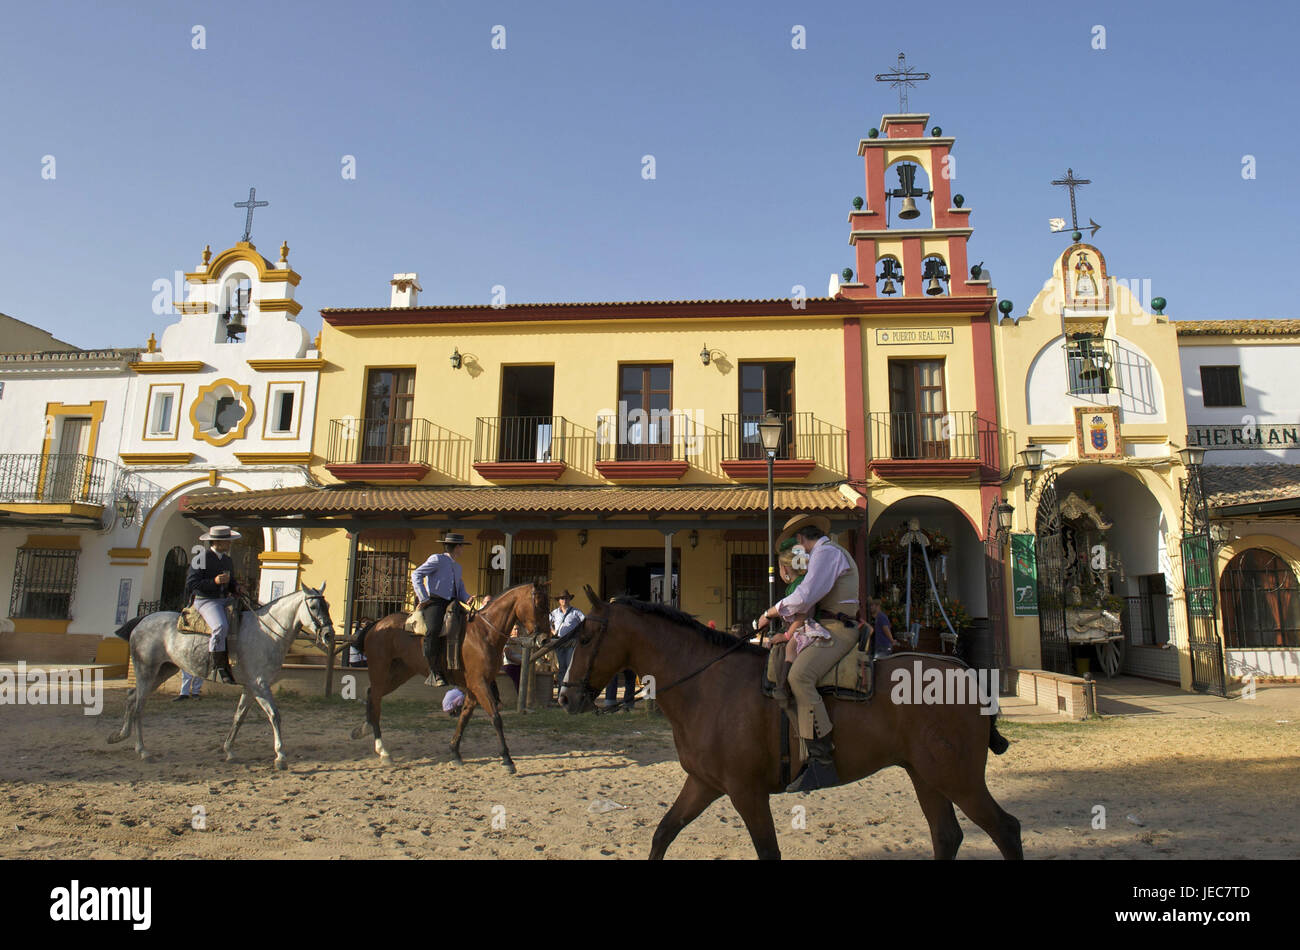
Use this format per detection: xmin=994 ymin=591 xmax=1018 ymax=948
xmin=410 ymin=532 xmax=473 ymax=682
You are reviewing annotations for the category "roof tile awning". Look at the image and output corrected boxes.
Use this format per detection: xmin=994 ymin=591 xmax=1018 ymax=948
xmin=1203 ymin=464 xmax=1300 ymax=511
xmin=180 ymin=483 xmax=863 ymax=526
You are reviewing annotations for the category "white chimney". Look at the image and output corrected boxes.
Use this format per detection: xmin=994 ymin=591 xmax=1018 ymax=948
xmin=390 ymin=273 xmax=422 ymax=308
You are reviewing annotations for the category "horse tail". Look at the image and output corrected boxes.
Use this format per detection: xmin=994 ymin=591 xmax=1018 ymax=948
xmin=114 ymin=615 xmax=145 ymax=642
xmin=988 ymin=716 xmax=1009 ymax=756
xmin=352 ymin=618 xmax=380 ymax=654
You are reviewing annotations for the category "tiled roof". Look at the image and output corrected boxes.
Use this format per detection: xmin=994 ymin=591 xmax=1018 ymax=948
xmin=1174 ymin=319 xmax=1300 ymax=337
xmin=1203 ymin=464 xmax=1300 ymax=508
xmin=321 ymin=297 xmax=837 ymax=314
xmin=181 ymin=483 xmax=862 ymax=519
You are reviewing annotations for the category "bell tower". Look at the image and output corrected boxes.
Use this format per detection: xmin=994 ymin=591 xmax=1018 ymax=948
xmin=837 ymin=112 xmax=991 ymax=300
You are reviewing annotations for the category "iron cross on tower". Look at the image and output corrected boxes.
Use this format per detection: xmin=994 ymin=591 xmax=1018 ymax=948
xmin=234 ymin=187 xmax=269 ymax=243
xmin=1051 ymin=168 xmax=1101 ymax=237
xmin=874 ymin=52 xmax=930 ymax=112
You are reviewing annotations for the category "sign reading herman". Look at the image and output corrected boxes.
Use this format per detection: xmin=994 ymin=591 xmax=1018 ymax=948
xmin=1188 ymin=423 xmax=1300 ymax=450
xmin=875 ymin=327 xmax=954 ymax=346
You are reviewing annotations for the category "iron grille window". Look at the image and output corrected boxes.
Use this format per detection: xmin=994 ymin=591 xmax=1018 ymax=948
xmin=477 ymin=539 xmax=554 ymax=597
xmin=726 ymin=542 xmax=768 ymax=631
xmin=1064 ymin=336 xmax=1117 ymax=395
xmin=352 ymin=538 xmax=414 ymax=627
xmin=10 ymin=548 xmax=79 ymax=619
xmin=1220 ymin=548 xmax=1300 ymax=648
xmin=1200 ymin=366 xmax=1244 ymax=408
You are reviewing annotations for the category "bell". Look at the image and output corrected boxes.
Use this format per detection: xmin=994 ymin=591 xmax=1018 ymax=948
xmin=880 ymin=278 xmax=897 ymax=296
xmin=898 ymin=196 xmax=920 ymax=220
xmin=925 ymin=276 xmax=944 ymax=296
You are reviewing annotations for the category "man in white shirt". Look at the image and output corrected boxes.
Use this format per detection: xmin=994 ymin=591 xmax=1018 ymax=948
xmin=410 ymin=532 xmax=473 ymax=684
xmin=548 ymin=589 xmax=584 ymax=699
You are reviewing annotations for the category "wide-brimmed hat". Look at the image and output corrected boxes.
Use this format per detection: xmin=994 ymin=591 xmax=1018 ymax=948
xmin=555 ymin=589 xmax=575 ymax=600
xmin=777 ymin=513 xmax=830 ymax=546
xmin=440 ymin=532 xmax=471 ymax=546
xmin=200 ymin=525 xmax=242 ymax=541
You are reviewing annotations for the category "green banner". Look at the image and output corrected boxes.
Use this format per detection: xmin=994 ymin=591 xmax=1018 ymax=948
xmin=1182 ymin=535 xmax=1215 ymax=617
xmin=1011 ymin=533 xmax=1039 ymax=616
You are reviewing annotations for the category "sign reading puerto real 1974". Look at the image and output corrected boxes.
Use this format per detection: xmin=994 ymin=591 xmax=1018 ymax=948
xmin=874 ymin=327 xmax=954 ymax=345
xmin=1188 ymin=424 xmax=1300 ymax=449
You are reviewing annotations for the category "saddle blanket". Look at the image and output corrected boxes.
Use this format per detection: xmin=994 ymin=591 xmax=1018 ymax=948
xmin=177 ymin=603 xmax=240 ymax=637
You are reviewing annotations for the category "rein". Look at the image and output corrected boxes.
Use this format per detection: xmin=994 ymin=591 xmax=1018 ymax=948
xmin=560 ymin=608 xmax=758 ymax=702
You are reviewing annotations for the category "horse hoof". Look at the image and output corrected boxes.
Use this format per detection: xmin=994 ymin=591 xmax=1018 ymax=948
xmin=504 ymin=761 xmax=517 ymax=775
xmin=380 ymin=753 xmax=393 ymax=766
xmin=225 ymin=751 xmax=237 ymax=763
xmin=106 ymin=732 xmax=124 ymax=745
xmin=350 ymin=723 xmax=369 ymax=740
xmin=274 ymin=757 xmax=287 ymax=771
xmin=139 ymin=751 xmax=160 ymax=763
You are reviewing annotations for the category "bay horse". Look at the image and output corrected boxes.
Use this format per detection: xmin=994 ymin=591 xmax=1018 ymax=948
xmin=554 ymin=586 xmax=1022 ymax=860
xmin=348 ymin=580 xmax=550 ymax=771
xmin=108 ymin=586 xmax=335 ymax=769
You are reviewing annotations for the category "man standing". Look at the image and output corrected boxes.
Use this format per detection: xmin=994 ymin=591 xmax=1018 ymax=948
xmin=868 ymin=599 xmax=897 ymax=658
xmin=548 ymin=589 xmax=584 ymax=700
xmin=756 ymin=513 xmax=859 ymax=793
xmin=185 ymin=525 xmax=242 ymax=685
xmin=411 ymin=532 xmax=473 ymax=685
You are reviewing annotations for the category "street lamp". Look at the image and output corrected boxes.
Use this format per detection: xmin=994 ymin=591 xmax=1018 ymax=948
xmin=1177 ymin=446 xmax=1206 ymax=470
xmin=758 ymin=411 xmax=784 ymax=610
xmin=996 ymin=501 xmax=1015 ymax=537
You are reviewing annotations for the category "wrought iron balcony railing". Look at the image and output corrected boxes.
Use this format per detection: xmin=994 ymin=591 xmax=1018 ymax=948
xmin=325 ymin=416 xmax=439 ymax=466
xmin=0 ymin=453 xmax=117 ymax=505
xmin=867 ymin=410 xmax=981 ymax=461
xmin=474 ymin=416 xmax=570 ymax=464
xmin=721 ymin=411 xmax=810 ymax=461
xmin=595 ymin=411 xmax=689 ymax=462
xmin=1063 ymin=336 xmax=1124 ymax=395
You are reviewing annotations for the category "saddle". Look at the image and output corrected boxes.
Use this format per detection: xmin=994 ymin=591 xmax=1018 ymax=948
xmin=177 ymin=600 xmax=241 ymax=637
xmin=761 ymin=619 xmax=875 ymax=702
xmin=404 ymin=599 xmax=473 ymax=672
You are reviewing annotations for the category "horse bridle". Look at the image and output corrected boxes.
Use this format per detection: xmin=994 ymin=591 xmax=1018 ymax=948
xmin=255 ymin=590 xmax=333 ymax=649
xmin=557 ymin=608 xmax=756 ymax=705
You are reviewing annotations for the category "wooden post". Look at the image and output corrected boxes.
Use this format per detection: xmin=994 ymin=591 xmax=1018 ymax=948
xmin=329 ymin=529 xmax=359 ymax=698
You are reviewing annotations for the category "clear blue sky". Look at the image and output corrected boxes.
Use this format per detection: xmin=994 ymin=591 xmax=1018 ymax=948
xmin=2 ymin=0 xmax=1296 ymax=348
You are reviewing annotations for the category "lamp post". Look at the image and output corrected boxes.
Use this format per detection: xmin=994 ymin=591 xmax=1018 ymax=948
xmin=758 ymin=411 xmax=784 ymax=612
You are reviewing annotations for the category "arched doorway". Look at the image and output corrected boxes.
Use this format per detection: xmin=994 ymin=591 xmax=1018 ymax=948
xmin=1220 ymin=549 xmax=1300 ymax=648
xmin=868 ymin=497 xmax=986 ymax=660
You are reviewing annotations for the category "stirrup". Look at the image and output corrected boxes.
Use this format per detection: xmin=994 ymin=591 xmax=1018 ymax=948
xmin=785 ymin=757 xmax=839 ymax=794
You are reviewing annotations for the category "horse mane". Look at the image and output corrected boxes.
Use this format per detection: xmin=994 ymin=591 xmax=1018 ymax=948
xmin=611 ymin=597 xmax=765 ymax=656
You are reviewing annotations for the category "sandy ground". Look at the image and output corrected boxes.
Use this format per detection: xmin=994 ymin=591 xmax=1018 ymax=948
xmin=1 ymin=685 xmax=1297 ymax=860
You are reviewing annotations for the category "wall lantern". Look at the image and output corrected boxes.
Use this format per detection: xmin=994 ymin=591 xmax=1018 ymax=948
xmin=577 ymin=529 xmax=588 ymax=547
xmin=450 ymin=348 xmax=463 ymax=370
xmin=689 ymin=529 xmax=699 ymax=549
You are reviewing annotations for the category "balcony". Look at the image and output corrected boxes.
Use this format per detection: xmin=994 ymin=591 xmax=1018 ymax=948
xmin=0 ymin=453 xmax=115 ymax=518
xmin=474 ymin=416 xmax=569 ymax=481
xmin=594 ymin=411 xmax=690 ymax=480
xmin=867 ymin=411 xmax=982 ymax=477
xmin=1064 ymin=336 xmax=1124 ymax=396
xmin=324 ymin=417 xmax=439 ymax=482
xmin=719 ymin=412 xmax=840 ymax=480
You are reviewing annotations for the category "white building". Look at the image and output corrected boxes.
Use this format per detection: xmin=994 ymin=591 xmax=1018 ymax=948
xmin=1177 ymin=320 xmax=1300 ymax=681
xmin=0 ymin=237 xmax=322 ymax=664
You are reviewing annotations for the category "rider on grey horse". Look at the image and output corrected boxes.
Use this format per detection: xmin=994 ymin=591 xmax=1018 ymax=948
xmin=186 ymin=525 xmax=243 ymax=684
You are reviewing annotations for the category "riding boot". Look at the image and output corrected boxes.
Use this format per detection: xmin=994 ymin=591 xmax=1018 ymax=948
xmin=785 ymin=735 xmax=839 ymax=794
xmin=211 ymin=651 xmax=237 ymax=686
xmin=423 ymin=636 xmax=446 ymax=687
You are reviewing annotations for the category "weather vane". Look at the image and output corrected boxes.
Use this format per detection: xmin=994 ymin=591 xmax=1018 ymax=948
xmin=874 ymin=52 xmax=930 ymax=112
xmin=1049 ymin=168 xmax=1101 ymax=238
xmin=234 ymin=187 xmax=269 ymax=244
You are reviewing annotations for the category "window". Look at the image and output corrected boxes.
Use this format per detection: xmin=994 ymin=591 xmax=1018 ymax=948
xmin=1200 ymin=366 xmax=1244 ymax=408
xmin=737 ymin=362 xmax=795 ymax=459
xmin=1065 ymin=336 xmax=1116 ymax=395
xmin=152 ymin=394 xmax=174 ymax=434
xmin=351 ymin=535 xmax=414 ymax=627
xmin=263 ymin=381 xmax=304 ymax=439
xmin=726 ymin=541 xmax=767 ymax=631
xmin=362 ymin=369 xmax=416 ymax=462
xmin=1220 ymin=548 xmax=1300 ymax=648
xmin=887 ymin=359 xmax=948 ymax=459
xmin=9 ymin=548 xmax=79 ymax=619
xmin=618 ymin=364 xmax=672 ymax=461
xmin=275 ymin=391 xmax=294 ymax=431
xmin=476 ymin=538 xmax=554 ymax=597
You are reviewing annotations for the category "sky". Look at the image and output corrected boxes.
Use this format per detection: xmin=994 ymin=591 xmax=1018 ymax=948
xmin=1 ymin=0 xmax=1297 ymax=349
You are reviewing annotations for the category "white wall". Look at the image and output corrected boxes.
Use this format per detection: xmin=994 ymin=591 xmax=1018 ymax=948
xmin=1180 ymin=342 xmax=1300 ymax=464
xmin=1026 ymin=334 xmax=1167 ymax=426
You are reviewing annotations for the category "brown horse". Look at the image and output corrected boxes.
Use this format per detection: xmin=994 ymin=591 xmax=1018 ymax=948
xmin=349 ymin=580 xmax=551 ymax=772
xmin=554 ymin=587 xmax=1021 ymax=860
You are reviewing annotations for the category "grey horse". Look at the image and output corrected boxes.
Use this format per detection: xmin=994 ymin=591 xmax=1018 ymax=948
xmin=108 ymin=585 xmax=335 ymax=770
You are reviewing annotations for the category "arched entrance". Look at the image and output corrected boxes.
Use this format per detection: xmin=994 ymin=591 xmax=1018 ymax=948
xmin=868 ymin=497 xmax=987 ymax=661
xmin=1033 ymin=464 xmax=1178 ymax=680
xmin=1220 ymin=549 xmax=1300 ymax=649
